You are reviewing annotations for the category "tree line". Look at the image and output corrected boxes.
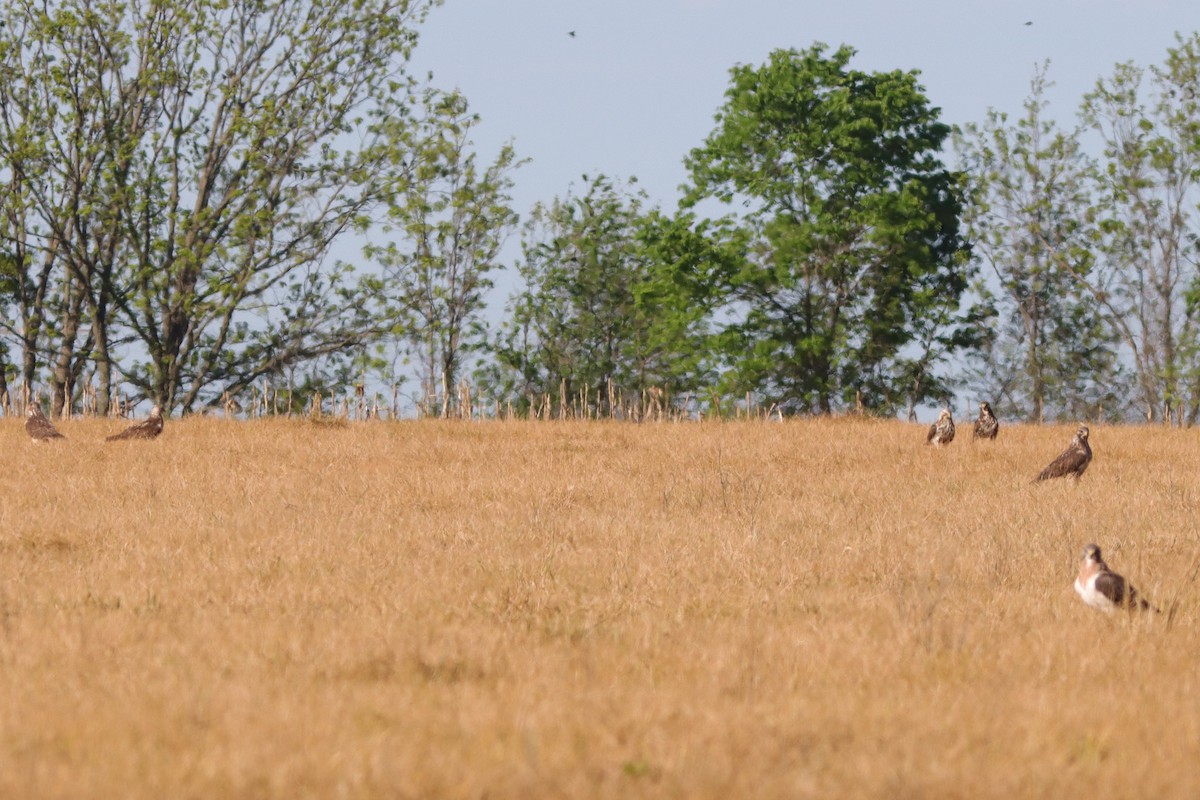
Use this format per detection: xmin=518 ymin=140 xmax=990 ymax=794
xmin=2 ymin=2 xmax=1198 ymax=423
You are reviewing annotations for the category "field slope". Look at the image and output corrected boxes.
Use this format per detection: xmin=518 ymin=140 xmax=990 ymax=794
xmin=2 ymin=416 xmax=1200 ymax=798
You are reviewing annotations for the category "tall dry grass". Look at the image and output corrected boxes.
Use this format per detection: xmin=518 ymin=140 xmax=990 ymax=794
xmin=2 ymin=415 xmax=1200 ymax=798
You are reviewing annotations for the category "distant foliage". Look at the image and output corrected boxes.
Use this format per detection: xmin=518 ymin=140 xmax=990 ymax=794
xmin=478 ymin=175 xmax=726 ymax=417
xmin=0 ymin=0 xmax=446 ymax=414
xmin=681 ymin=44 xmax=976 ymax=416
xmin=956 ymin=64 xmax=1125 ymax=423
xmin=5 ymin=8 xmax=1199 ymax=423
xmin=1079 ymin=33 xmax=1200 ymax=423
xmin=366 ymin=97 xmax=524 ymax=418
xmin=957 ymin=34 xmax=1200 ymax=424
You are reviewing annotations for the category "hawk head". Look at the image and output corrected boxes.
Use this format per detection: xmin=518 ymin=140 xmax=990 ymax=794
xmin=1081 ymin=543 xmax=1104 ymax=566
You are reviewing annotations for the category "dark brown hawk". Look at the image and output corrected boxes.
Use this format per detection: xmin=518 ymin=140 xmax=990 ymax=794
xmin=25 ymin=404 xmax=65 ymax=442
xmin=926 ymin=408 xmax=955 ymax=447
xmin=1036 ymin=425 xmax=1091 ymax=481
xmin=1074 ymin=543 xmax=1157 ymax=613
xmin=973 ymin=401 xmax=999 ymax=441
xmin=106 ymin=405 xmax=164 ymax=441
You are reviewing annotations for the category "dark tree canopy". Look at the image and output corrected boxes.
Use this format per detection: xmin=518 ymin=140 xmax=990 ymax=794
xmin=684 ymin=44 xmax=974 ymax=415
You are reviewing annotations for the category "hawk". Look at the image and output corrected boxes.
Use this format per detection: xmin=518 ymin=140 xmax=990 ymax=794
xmin=106 ymin=405 xmax=164 ymax=441
xmin=973 ymin=401 xmax=999 ymax=441
xmin=1036 ymin=425 xmax=1091 ymax=481
xmin=25 ymin=404 xmax=65 ymax=442
xmin=1074 ymin=543 xmax=1157 ymax=613
xmin=926 ymin=408 xmax=955 ymax=447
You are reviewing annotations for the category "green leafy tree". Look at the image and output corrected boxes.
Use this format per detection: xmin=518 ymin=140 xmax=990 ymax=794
xmin=0 ymin=0 xmax=445 ymax=413
xmin=482 ymin=175 xmax=724 ymax=416
xmin=1080 ymin=33 xmax=1200 ymax=423
xmin=632 ymin=210 xmax=739 ymax=403
xmin=367 ymin=94 xmax=523 ymax=417
xmin=956 ymin=64 xmax=1123 ymax=422
xmin=682 ymin=44 xmax=973 ymax=415
xmin=0 ymin=0 xmax=135 ymax=413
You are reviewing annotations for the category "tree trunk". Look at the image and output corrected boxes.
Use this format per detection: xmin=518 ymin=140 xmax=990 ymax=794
xmin=52 ymin=275 xmax=87 ymax=418
xmin=0 ymin=350 xmax=9 ymax=412
xmin=90 ymin=304 xmax=113 ymax=416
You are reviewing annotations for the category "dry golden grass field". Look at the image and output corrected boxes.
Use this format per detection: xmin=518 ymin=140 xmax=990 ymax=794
xmin=4 ymin=415 xmax=1200 ymax=798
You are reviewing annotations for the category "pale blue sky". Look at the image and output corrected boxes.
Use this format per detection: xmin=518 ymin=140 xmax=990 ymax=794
xmin=412 ymin=0 xmax=1197 ymax=218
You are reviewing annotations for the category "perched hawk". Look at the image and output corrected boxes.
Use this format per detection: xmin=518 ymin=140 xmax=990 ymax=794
xmin=106 ymin=405 xmax=164 ymax=441
xmin=926 ymin=408 xmax=955 ymax=447
xmin=1074 ymin=543 xmax=1157 ymax=613
xmin=25 ymin=404 xmax=65 ymax=442
xmin=1036 ymin=425 xmax=1091 ymax=481
xmin=973 ymin=401 xmax=999 ymax=441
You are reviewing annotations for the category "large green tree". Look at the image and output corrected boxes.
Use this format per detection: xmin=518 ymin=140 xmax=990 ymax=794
xmin=683 ymin=44 xmax=974 ymax=415
xmin=0 ymin=0 xmax=444 ymax=414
